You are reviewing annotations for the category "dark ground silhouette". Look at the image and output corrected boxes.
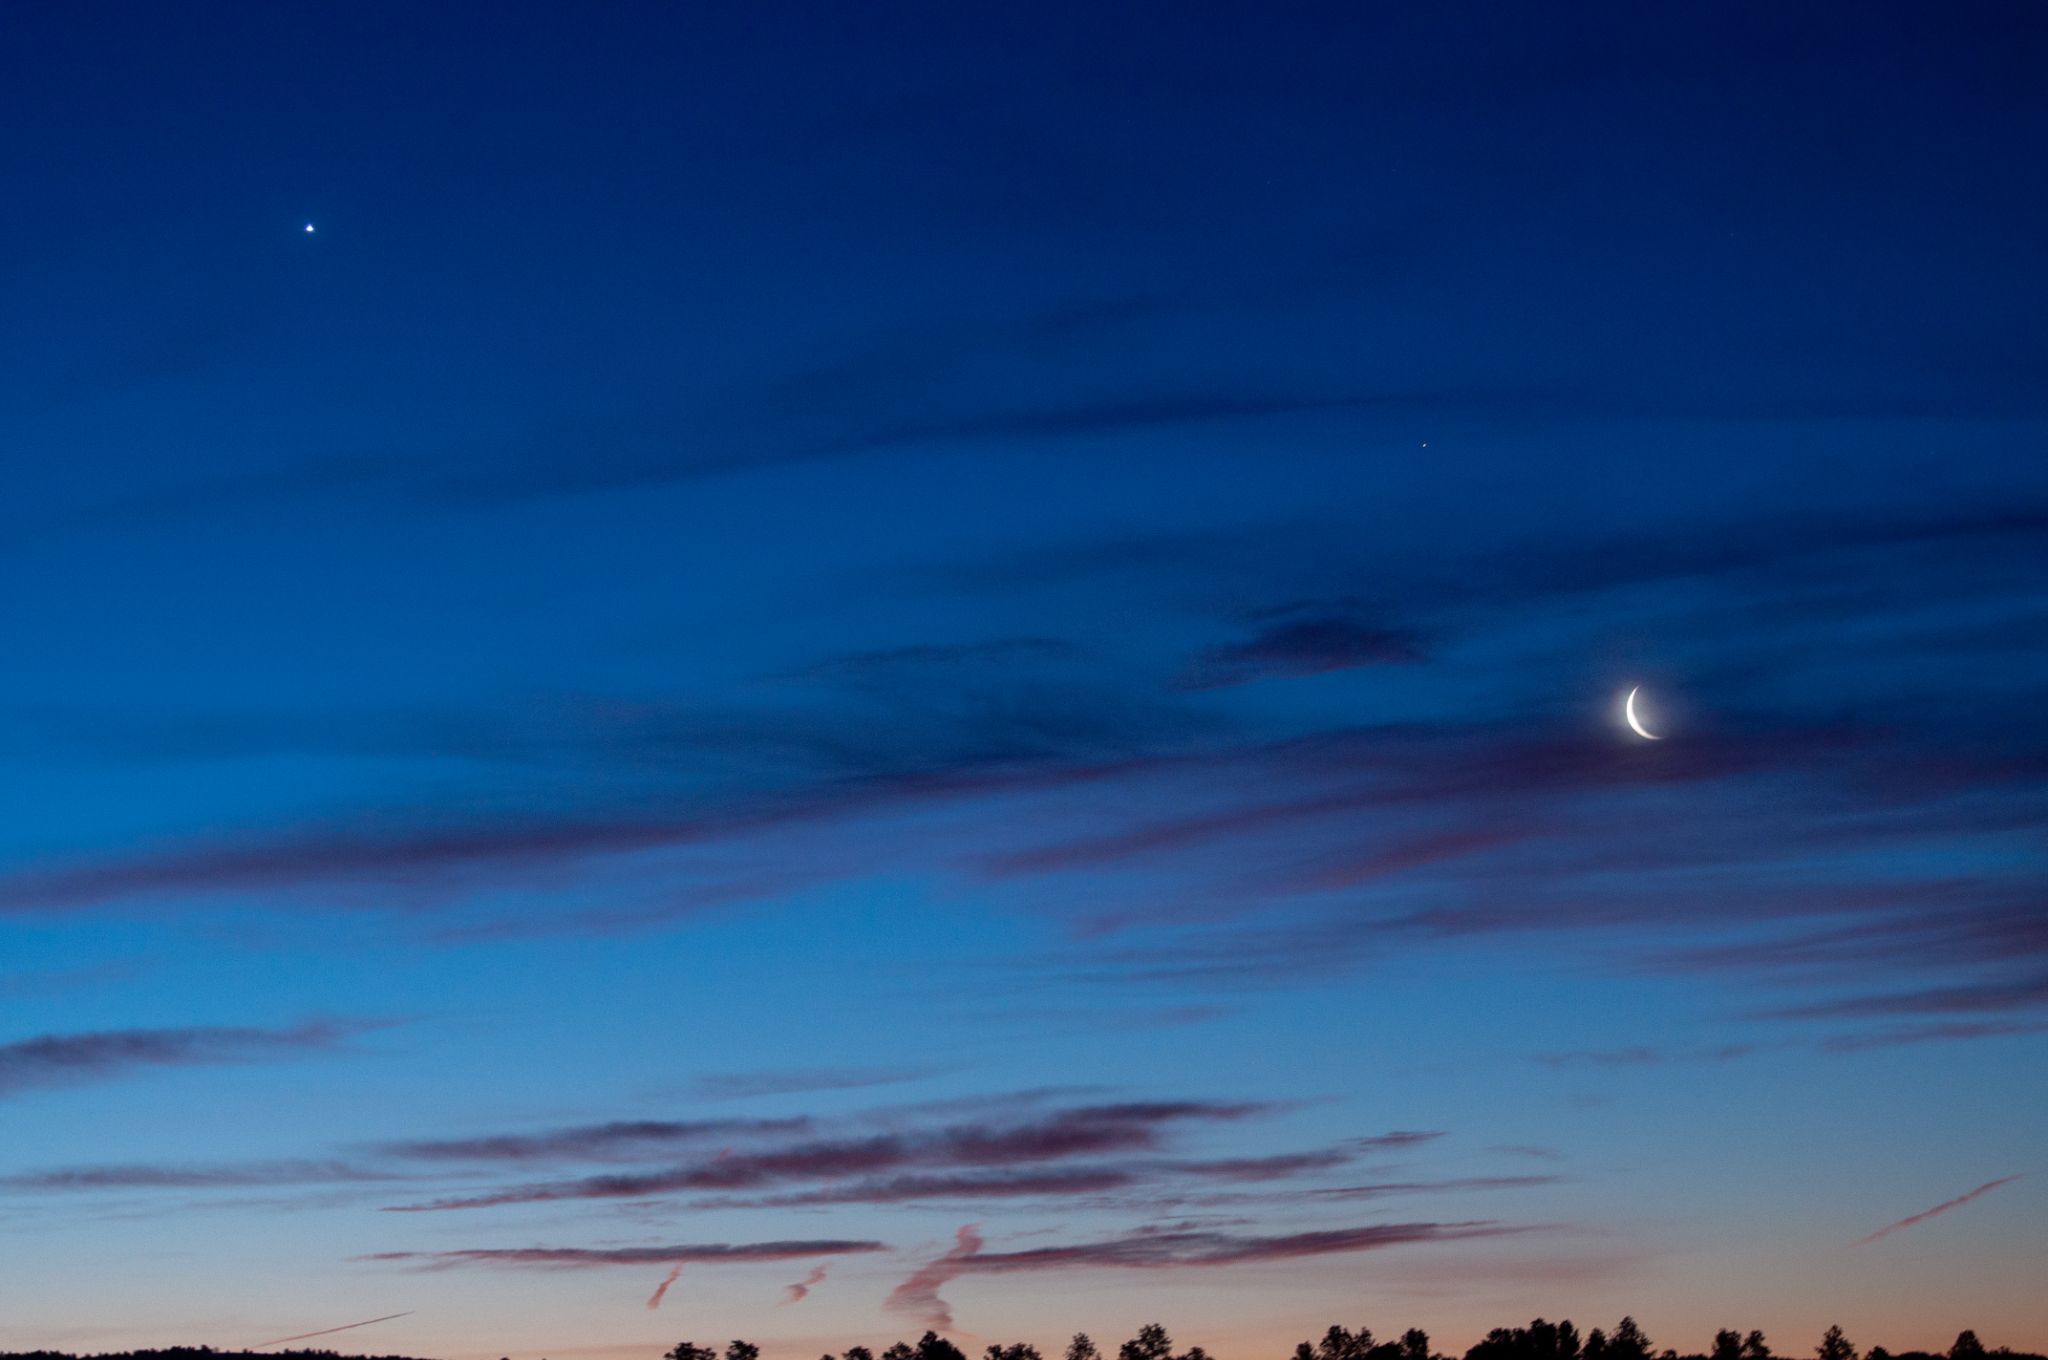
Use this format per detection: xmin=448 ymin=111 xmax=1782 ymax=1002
xmin=6 ymin=1321 xmax=2042 ymax=1360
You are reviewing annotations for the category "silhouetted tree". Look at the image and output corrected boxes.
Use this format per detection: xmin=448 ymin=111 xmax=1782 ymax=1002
xmin=847 ymin=1348 xmax=876 ymax=1360
xmin=883 ymin=1345 xmax=915 ymax=1360
xmin=1817 ymin=1328 xmax=1857 ymax=1360
xmin=1466 ymin=1318 xmax=1585 ymax=1360
xmin=1715 ymin=1332 xmax=1745 ymax=1360
xmin=1403 ymin=1331 xmax=1432 ymax=1360
xmin=726 ymin=1343 xmax=761 ymax=1360
xmin=1609 ymin=1320 xmax=1654 ymax=1360
xmin=1866 ymin=1348 xmax=1892 ymax=1360
xmin=917 ymin=1335 xmax=969 ymax=1360
xmin=1123 ymin=1327 xmax=1174 ymax=1360
xmin=1068 ymin=1338 xmax=1101 ymax=1360
xmin=1951 ymin=1334 xmax=1985 ymax=1360
xmin=666 ymin=1345 xmax=717 ymax=1360
xmin=987 ymin=1346 xmax=1042 ymax=1360
xmin=1585 ymin=1330 xmax=1610 ymax=1360
xmin=1742 ymin=1333 xmax=1772 ymax=1360
xmin=1313 ymin=1327 xmax=1374 ymax=1360
xmin=1468 ymin=1328 xmax=1521 ymax=1360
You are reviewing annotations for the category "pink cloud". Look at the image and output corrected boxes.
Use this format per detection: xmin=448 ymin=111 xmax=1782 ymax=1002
xmin=782 ymin=1264 xmax=829 ymax=1304
xmin=646 ymin=1265 xmax=684 ymax=1310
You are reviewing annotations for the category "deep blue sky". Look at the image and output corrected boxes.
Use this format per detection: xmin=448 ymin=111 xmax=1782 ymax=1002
xmin=2 ymin=5 xmax=2045 ymax=1358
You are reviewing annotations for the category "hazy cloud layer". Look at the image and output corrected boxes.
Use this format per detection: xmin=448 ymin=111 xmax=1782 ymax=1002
xmin=1 ymin=495 xmax=2039 ymax=1059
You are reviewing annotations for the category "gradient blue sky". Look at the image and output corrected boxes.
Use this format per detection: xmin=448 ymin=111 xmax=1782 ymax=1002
xmin=2 ymin=4 xmax=2045 ymax=1358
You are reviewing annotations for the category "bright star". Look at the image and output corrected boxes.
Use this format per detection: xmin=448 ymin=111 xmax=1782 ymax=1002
xmin=303 ymin=223 xmax=316 ymax=233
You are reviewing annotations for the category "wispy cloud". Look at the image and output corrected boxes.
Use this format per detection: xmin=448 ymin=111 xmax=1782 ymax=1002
xmin=364 ymin=1240 xmax=889 ymax=1269
xmin=770 ymin=639 xmax=1077 ymax=685
xmin=686 ymin=1067 xmax=942 ymax=1101
xmin=384 ymin=1101 xmax=1267 ymax=1212
xmin=1769 ymin=976 xmax=2048 ymax=1022
xmin=1354 ymin=1131 xmax=1448 ymax=1151
xmin=0 ymin=1020 xmax=375 ymax=1099
xmin=1170 ymin=1150 xmax=1357 ymax=1181
xmin=782 ymin=1264 xmax=829 ymax=1304
xmin=677 ymin=1132 xmax=1460 ymax=1210
xmin=0 ymin=1160 xmax=403 ymax=1192
xmin=1177 ymin=612 xmax=1424 ymax=690
xmin=646 ymin=1265 xmax=685 ymax=1311
xmin=1531 ymin=1044 xmax=1755 ymax=1069
xmin=1820 ymin=1020 xmax=2048 ymax=1052
xmin=2 ymin=496 xmax=2040 ymax=1059
xmin=375 ymin=1116 xmax=809 ymax=1163
xmin=689 ymin=1167 xmax=1140 ymax=1209
xmin=888 ymin=1224 xmax=987 ymax=1331
xmin=1305 ymin=1176 xmax=1563 ymax=1200
xmin=1487 ymin=1145 xmax=1565 ymax=1162
xmin=1854 ymin=1175 xmax=2023 ymax=1245
xmin=888 ymin=1220 xmax=1525 ymax=1329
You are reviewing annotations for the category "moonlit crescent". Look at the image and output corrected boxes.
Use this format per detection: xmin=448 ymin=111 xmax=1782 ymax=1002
xmin=1625 ymin=686 xmax=1661 ymax=741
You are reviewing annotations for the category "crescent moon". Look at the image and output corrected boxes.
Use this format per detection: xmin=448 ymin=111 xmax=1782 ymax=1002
xmin=1625 ymin=686 xmax=1661 ymax=740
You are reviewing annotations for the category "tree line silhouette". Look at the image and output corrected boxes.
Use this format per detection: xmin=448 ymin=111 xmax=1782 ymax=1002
xmin=654 ymin=1323 xmax=2041 ymax=1360
xmin=1 ymin=1324 xmax=2038 ymax=1360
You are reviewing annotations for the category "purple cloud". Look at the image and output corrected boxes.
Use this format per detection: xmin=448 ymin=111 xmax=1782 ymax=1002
xmin=1305 ymin=1176 xmax=1562 ymax=1199
xmin=889 ymin=1220 xmax=1525 ymax=1329
xmin=386 ymin=1100 xmax=1268 ymax=1212
xmin=690 ymin=1167 xmax=1140 ymax=1209
xmin=377 ymin=1116 xmax=809 ymax=1163
xmin=782 ymin=1264 xmax=829 ymax=1304
xmin=1 ymin=1160 xmax=402 ymax=1191
xmin=363 ymin=1239 xmax=888 ymax=1269
xmin=1767 ymin=974 xmax=2048 ymax=1021
xmin=1354 ymin=1130 xmax=1447 ymax=1150
xmin=0 ymin=1020 xmax=374 ymax=1098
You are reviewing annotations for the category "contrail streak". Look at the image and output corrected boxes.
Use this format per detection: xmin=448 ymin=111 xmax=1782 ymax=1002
xmin=254 ymin=1312 xmax=412 ymax=1348
xmin=1856 ymin=1175 xmax=2023 ymax=1245
xmin=647 ymin=1264 xmax=685 ymax=1310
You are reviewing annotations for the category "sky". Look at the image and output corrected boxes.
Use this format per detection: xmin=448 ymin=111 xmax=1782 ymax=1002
xmin=2 ymin=3 xmax=2046 ymax=1358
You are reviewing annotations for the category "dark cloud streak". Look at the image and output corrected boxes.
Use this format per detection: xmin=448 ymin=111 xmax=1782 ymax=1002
xmin=0 ymin=1020 xmax=375 ymax=1099
xmin=888 ymin=1220 xmax=1525 ymax=1329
